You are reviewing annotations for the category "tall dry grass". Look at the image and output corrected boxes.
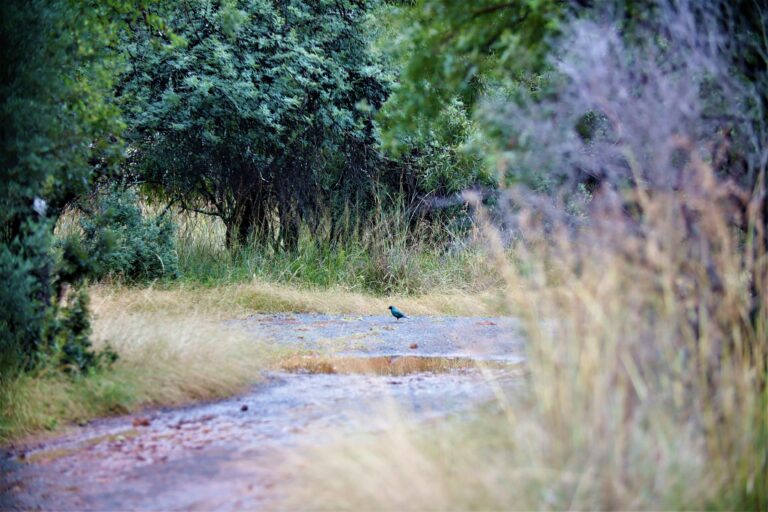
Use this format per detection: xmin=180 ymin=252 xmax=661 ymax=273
xmin=285 ymin=161 xmax=766 ymax=510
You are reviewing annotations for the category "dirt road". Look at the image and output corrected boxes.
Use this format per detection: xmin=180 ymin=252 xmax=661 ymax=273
xmin=1 ymin=314 xmax=524 ymax=510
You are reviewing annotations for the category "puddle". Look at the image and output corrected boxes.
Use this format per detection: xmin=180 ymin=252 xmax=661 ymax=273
xmin=280 ymin=355 xmax=514 ymax=376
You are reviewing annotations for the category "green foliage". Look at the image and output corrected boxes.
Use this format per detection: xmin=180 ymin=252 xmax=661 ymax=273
xmin=0 ymin=219 xmax=51 ymax=371
xmin=46 ymin=289 xmax=117 ymax=374
xmin=121 ymin=0 xmax=392 ymax=248
xmin=55 ymin=235 xmax=96 ymax=291
xmin=0 ymin=0 xmax=150 ymax=374
xmin=378 ymin=0 xmax=566 ymax=142
xmin=380 ymin=96 xmax=495 ymax=197
xmin=0 ymin=0 xmax=126 ymax=222
xmin=81 ymin=188 xmax=179 ymax=282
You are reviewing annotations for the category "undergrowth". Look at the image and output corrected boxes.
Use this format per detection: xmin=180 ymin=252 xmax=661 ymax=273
xmin=174 ymin=209 xmax=497 ymax=294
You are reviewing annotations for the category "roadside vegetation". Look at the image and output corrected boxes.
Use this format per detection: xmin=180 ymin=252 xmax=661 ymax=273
xmin=4 ymin=196 xmax=501 ymax=442
xmin=284 ymin=1 xmax=768 ymax=509
xmin=1 ymin=0 xmax=766 ymax=509
xmin=0 ymin=291 xmax=276 ymax=441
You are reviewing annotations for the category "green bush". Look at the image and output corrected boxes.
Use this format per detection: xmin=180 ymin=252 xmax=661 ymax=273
xmin=45 ymin=288 xmax=117 ymax=374
xmin=81 ymin=188 xmax=179 ymax=282
xmin=0 ymin=220 xmax=50 ymax=372
xmin=1 ymin=224 xmax=116 ymax=376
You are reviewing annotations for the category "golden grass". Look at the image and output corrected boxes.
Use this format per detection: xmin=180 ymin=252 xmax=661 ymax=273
xmin=1 ymin=287 xmax=274 ymax=443
xmin=89 ymin=280 xmax=503 ymax=318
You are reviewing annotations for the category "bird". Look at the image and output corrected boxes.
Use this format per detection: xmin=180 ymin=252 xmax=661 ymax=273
xmin=388 ymin=305 xmax=407 ymax=320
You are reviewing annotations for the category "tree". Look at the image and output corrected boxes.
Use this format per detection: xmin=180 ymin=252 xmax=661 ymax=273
xmin=377 ymin=0 xmax=567 ymax=143
xmin=381 ymin=0 xmax=766 ymax=196
xmin=0 ymin=0 xmax=153 ymax=373
xmin=120 ymin=0 xmax=391 ymax=249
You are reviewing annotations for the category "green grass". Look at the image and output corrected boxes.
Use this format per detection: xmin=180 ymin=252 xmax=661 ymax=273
xmin=173 ymin=209 xmax=498 ymax=294
xmin=56 ymin=200 xmax=500 ymax=295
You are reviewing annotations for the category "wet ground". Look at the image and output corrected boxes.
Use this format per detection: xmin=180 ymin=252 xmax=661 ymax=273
xmin=235 ymin=313 xmax=524 ymax=361
xmin=1 ymin=314 xmax=525 ymax=510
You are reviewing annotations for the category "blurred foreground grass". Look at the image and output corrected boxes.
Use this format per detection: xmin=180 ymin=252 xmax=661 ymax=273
xmin=284 ymin=172 xmax=767 ymax=509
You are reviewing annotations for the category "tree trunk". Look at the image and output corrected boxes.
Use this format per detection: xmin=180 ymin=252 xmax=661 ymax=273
xmin=225 ymin=194 xmax=269 ymax=249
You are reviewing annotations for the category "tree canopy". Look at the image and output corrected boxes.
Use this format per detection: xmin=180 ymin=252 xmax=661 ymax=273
xmin=121 ymin=0 xmax=392 ymax=248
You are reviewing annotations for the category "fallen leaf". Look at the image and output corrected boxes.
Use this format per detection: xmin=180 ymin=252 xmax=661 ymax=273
xmin=132 ymin=417 xmax=151 ymax=427
xmin=409 ymin=343 xmax=418 ymax=349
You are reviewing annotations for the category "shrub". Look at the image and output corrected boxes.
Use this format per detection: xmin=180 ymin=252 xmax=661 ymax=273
xmin=45 ymin=288 xmax=117 ymax=374
xmin=1 ymin=225 xmax=117 ymax=376
xmin=81 ymin=188 xmax=179 ymax=282
xmin=0 ymin=220 xmax=50 ymax=372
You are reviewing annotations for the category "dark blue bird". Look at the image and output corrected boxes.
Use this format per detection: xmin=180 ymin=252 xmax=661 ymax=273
xmin=388 ymin=305 xmax=407 ymax=320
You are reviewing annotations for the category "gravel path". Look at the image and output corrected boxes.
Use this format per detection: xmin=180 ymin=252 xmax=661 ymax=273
xmin=234 ymin=313 xmax=525 ymax=361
